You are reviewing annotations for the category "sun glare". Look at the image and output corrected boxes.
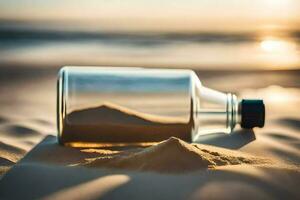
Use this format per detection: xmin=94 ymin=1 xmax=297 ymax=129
xmin=258 ymin=37 xmax=299 ymax=69
xmin=260 ymin=39 xmax=291 ymax=52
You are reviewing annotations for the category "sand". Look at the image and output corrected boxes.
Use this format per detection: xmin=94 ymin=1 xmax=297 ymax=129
xmin=62 ymin=103 xmax=193 ymax=145
xmin=0 ymin=136 xmax=298 ymax=200
xmin=0 ymin=67 xmax=300 ymax=199
xmin=81 ymin=137 xmax=270 ymax=173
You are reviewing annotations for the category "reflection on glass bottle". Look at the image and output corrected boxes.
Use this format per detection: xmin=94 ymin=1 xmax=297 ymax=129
xmin=57 ymin=66 xmax=265 ymax=147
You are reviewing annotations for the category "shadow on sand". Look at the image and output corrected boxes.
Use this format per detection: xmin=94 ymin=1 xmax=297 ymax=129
xmin=276 ymin=118 xmax=300 ymax=131
xmin=195 ymin=129 xmax=256 ymax=149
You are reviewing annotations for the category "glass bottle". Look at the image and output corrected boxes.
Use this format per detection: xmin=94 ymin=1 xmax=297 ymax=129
xmin=57 ymin=66 xmax=265 ymax=147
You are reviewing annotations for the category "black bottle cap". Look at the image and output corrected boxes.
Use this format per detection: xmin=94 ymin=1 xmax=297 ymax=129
xmin=240 ymin=99 xmax=265 ymax=129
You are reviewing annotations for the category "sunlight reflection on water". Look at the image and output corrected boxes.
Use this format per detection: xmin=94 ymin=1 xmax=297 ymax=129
xmin=258 ymin=37 xmax=299 ymax=69
xmin=0 ymin=27 xmax=299 ymax=70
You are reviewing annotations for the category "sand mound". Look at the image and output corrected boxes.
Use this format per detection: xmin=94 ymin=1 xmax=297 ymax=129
xmin=63 ymin=103 xmax=192 ymax=144
xmin=68 ymin=103 xmax=186 ymax=125
xmin=83 ymin=137 xmax=269 ymax=173
xmin=69 ymin=104 xmax=153 ymax=125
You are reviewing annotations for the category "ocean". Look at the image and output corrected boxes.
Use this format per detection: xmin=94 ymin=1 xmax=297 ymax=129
xmin=0 ymin=23 xmax=299 ymax=70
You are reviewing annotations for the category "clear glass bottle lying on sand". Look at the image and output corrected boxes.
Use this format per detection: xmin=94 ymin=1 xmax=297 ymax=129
xmin=57 ymin=66 xmax=265 ymax=147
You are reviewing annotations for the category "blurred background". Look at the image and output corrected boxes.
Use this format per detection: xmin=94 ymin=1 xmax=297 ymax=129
xmin=0 ymin=0 xmax=299 ymax=70
xmin=0 ymin=0 xmax=300 ymax=123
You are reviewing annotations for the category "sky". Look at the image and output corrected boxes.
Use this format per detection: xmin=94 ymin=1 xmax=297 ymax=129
xmin=0 ymin=0 xmax=300 ymax=32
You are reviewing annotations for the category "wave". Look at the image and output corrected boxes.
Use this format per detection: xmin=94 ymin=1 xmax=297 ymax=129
xmin=2 ymin=25 xmax=298 ymax=47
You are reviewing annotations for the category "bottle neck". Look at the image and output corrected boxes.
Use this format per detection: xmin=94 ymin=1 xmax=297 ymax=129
xmin=219 ymin=94 xmax=265 ymax=131
xmin=194 ymin=89 xmax=240 ymax=135
xmin=227 ymin=93 xmax=240 ymax=131
xmin=192 ymin=83 xmax=264 ymax=139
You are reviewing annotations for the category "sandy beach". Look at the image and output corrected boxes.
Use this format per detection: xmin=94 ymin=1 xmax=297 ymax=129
xmin=0 ymin=66 xmax=299 ymax=199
